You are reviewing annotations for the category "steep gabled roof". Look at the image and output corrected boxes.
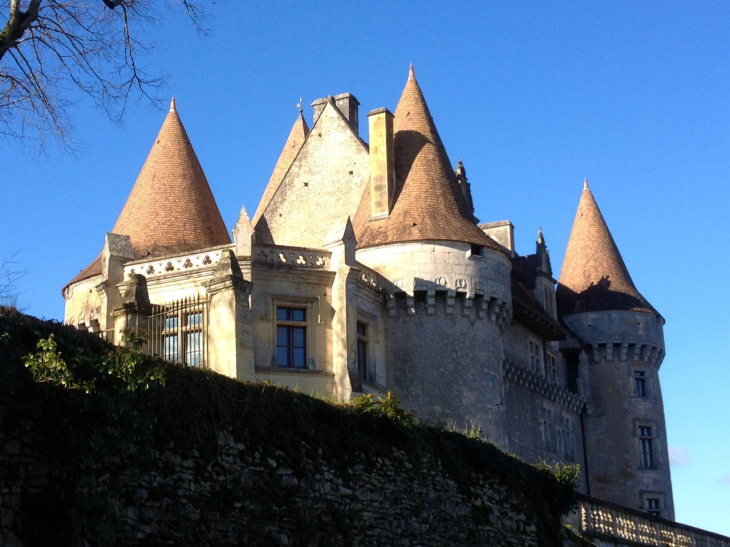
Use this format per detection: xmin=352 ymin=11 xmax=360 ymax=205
xmin=353 ymin=66 xmax=499 ymax=251
xmin=556 ymin=180 xmax=658 ymax=316
xmin=65 ymin=99 xmax=230 ymax=289
xmin=252 ymin=111 xmax=310 ymax=225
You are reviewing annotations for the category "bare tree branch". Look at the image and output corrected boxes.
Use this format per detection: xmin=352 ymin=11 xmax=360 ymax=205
xmin=0 ymin=251 xmax=28 ymax=309
xmin=0 ymin=0 xmax=206 ymax=153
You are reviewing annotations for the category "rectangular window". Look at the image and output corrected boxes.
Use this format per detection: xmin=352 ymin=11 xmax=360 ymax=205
xmin=163 ymin=316 xmax=179 ymax=362
xmin=276 ymin=307 xmax=307 ymax=368
xmin=639 ymin=426 xmax=655 ymax=469
xmin=634 ymin=370 xmax=647 ymax=397
xmin=148 ymin=297 xmax=207 ymax=367
xmin=530 ymin=341 xmax=541 ymax=374
xmin=547 ymin=353 xmax=557 ymax=383
xmin=357 ymin=320 xmax=370 ymax=382
xmin=184 ymin=312 xmax=203 ymax=367
xmin=645 ymin=497 xmax=661 ymax=517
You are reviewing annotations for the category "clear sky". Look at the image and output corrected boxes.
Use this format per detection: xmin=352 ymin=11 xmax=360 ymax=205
xmin=2 ymin=0 xmax=729 ymax=536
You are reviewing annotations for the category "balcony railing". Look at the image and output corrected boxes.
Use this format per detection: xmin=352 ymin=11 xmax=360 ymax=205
xmin=568 ymin=494 xmax=730 ymax=547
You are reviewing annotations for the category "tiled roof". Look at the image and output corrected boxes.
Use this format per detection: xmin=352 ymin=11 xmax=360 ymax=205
xmin=252 ymin=111 xmax=310 ymax=225
xmin=353 ymin=66 xmax=500 ymax=251
xmin=556 ymin=181 xmax=658 ymax=316
xmin=65 ymin=99 xmax=230 ymax=289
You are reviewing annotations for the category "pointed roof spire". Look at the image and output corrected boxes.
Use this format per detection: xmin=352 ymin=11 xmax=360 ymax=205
xmin=537 ymin=227 xmax=545 ymax=245
xmin=584 ymin=177 xmax=589 ymax=190
xmin=408 ymin=63 xmax=415 ymax=80
xmin=556 ymin=182 xmax=658 ymax=316
xmin=253 ymin=109 xmax=310 ymax=225
xmin=65 ymin=100 xmax=230 ymax=288
xmin=353 ymin=65 xmax=498 ymax=250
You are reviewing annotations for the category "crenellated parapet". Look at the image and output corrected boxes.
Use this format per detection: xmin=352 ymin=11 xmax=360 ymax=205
xmin=562 ymin=310 xmax=666 ymax=368
xmin=587 ymin=341 xmax=665 ymax=366
xmin=357 ymin=240 xmax=513 ymax=325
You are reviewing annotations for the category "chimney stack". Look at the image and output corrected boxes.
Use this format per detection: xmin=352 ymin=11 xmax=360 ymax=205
xmin=367 ymin=108 xmax=395 ymax=219
xmin=311 ymin=93 xmax=360 ymax=135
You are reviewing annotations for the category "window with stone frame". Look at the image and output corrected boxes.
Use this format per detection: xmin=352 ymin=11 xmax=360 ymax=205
xmin=530 ymin=340 xmax=542 ymax=374
xmin=546 ymin=352 xmax=558 ymax=383
xmin=148 ymin=297 xmax=207 ymax=367
xmin=356 ymin=320 xmax=375 ymax=383
xmin=642 ymin=493 xmax=664 ymax=518
xmin=541 ymin=404 xmax=556 ymax=453
xmin=276 ymin=307 xmax=307 ymax=368
xmin=634 ymin=369 xmax=649 ymax=397
xmin=638 ymin=425 xmax=656 ymax=469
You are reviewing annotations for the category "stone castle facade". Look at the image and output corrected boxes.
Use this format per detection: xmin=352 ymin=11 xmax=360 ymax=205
xmin=63 ymin=66 xmax=674 ymax=519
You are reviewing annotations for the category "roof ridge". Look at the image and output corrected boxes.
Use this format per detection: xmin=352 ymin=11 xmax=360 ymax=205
xmin=556 ymin=182 xmax=658 ymax=316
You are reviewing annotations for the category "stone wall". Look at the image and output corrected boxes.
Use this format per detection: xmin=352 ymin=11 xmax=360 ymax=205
xmin=0 ymin=308 xmax=582 ymax=547
xmin=0 ymin=428 xmax=579 ymax=547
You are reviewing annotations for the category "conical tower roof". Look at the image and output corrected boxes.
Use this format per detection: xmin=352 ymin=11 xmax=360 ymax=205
xmin=353 ymin=66 xmax=499 ymax=250
xmin=556 ymin=180 xmax=658 ymax=316
xmin=65 ymin=98 xmax=230 ymax=288
xmin=253 ymin=110 xmax=310 ymax=225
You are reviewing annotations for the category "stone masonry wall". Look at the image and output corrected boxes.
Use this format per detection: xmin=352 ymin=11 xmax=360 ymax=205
xmin=0 ymin=427 xmax=580 ymax=547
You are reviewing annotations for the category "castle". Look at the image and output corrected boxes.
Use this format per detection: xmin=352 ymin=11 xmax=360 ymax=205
xmin=62 ymin=66 xmax=674 ymax=520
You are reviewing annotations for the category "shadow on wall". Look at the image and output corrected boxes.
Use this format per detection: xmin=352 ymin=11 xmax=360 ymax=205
xmin=556 ymin=277 xmax=656 ymax=316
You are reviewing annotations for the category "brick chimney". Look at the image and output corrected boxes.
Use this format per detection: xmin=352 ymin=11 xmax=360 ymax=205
xmin=367 ymin=107 xmax=395 ymax=219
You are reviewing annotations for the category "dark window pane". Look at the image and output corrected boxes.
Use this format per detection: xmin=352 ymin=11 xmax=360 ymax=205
xmin=277 ymin=347 xmax=288 ymax=366
xmin=187 ymin=331 xmax=202 ymax=367
xmin=292 ymin=309 xmax=305 ymax=322
xmin=164 ymin=335 xmax=178 ymax=361
xmin=357 ymin=321 xmax=367 ymax=336
xmin=277 ymin=326 xmax=288 ymax=345
xmin=187 ymin=312 xmax=202 ymax=326
xmin=293 ymin=327 xmax=305 ymax=348
xmin=277 ymin=308 xmax=289 ymax=321
xmin=293 ymin=348 xmax=306 ymax=368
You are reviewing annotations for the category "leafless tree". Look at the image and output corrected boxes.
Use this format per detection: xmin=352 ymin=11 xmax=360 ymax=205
xmin=0 ymin=252 xmax=27 ymax=308
xmin=0 ymin=0 xmax=205 ymax=152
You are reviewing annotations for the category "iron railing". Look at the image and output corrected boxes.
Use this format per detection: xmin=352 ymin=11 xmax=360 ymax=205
xmin=148 ymin=296 xmax=208 ymax=367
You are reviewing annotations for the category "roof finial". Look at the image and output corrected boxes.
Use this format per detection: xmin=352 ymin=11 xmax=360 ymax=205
xmin=297 ymin=97 xmax=303 ymax=113
xmin=583 ymin=178 xmax=589 ymax=190
xmin=408 ymin=63 xmax=415 ymax=80
xmin=170 ymin=97 xmax=176 ymax=113
xmin=538 ymin=227 xmax=546 ymax=245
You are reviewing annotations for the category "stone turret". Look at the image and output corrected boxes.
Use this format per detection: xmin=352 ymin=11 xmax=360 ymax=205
xmin=557 ymin=180 xmax=674 ymax=519
xmin=63 ymin=98 xmax=231 ymax=332
xmin=353 ymin=65 xmax=512 ymax=445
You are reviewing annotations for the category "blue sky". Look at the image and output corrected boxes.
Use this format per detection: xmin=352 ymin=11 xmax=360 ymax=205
xmin=2 ymin=0 xmax=729 ymax=535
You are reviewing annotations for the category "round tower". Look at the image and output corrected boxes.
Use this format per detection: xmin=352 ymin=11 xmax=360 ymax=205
xmin=353 ymin=66 xmax=512 ymax=444
xmin=557 ymin=180 xmax=674 ymax=519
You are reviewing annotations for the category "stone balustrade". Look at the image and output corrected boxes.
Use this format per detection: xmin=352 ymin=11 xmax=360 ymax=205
xmin=124 ymin=246 xmax=230 ymax=279
xmin=570 ymin=495 xmax=730 ymax=547
xmin=253 ymin=244 xmax=331 ymax=269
